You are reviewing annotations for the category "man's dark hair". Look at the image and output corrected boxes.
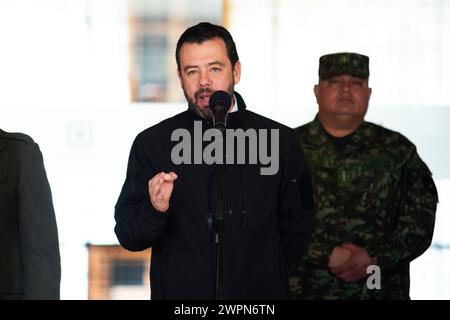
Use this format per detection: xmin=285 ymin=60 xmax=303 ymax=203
xmin=176 ymin=22 xmax=239 ymax=70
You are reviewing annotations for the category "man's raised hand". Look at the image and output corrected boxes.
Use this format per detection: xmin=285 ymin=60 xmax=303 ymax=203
xmin=148 ymin=172 xmax=178 ymax=213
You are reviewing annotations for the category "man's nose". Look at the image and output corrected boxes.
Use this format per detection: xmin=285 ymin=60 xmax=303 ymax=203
xmin=340 ymin=81 xmax=350 ymax=93
xmin=199 ymin=70 xmax=211 ymax=86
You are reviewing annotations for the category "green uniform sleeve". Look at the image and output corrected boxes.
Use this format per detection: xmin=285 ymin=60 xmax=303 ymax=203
xmin=370 ymin=147 xmax=438 ymax=269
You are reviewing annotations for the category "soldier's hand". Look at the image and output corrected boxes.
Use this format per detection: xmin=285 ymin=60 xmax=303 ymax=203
xmin=148 ymin=172 xmax=178 ymax=213
xmin=329 ymin=243 xmax=372 ymax=282
xmin=328 ymin=246 xmax=352 ymax=268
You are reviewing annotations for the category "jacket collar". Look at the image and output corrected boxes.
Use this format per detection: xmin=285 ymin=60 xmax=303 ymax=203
xmin=234 ymin=91 xmax=247 ymax=111
xmin=0 ymin=130 xmax=6 ymax=152
xmin=307 ymin=114 xmax=374 ymax=154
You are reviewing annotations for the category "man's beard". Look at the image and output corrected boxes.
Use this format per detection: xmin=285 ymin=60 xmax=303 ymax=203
xmin=182 ymin=83 xmax=234 ymax=119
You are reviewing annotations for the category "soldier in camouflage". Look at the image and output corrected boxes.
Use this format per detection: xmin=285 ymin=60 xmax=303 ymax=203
xmin=289 ymin=52 xmax=438 ymax=299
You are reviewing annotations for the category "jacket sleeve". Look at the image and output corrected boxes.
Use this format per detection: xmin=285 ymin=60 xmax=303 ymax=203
xmin=18 ymin=141 xmax=61 ymax=300
xmin=114 ymin=134 xmax=170 ymax=251
xmin=278 ymin=131 xmax=315 ymax=270
xmin=370 ymin=147 xmax=438 ymax=269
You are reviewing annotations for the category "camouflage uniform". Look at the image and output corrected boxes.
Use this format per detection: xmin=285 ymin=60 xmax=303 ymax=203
xmin=289 ymin=117 xmax=438 ymax=299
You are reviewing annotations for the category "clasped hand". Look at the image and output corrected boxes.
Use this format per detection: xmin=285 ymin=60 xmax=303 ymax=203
xmin=328 ymin=243 xmax=372 ymax=283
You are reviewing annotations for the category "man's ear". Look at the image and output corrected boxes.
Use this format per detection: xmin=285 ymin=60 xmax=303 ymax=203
xmin=313 ymin=84 xmax=320 ymax=103
xmin=177 ymin=68 xmax=182 ymax=82
xmin=233 ymin=61 xmax=241 ymax=85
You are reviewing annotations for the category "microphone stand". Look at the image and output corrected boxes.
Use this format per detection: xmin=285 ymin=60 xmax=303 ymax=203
xmin=213 ymin=110 xmax=227 ymax=300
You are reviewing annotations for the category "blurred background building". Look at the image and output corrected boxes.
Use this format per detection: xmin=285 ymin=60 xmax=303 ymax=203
xmin=87 ymin=244 xmax=151 ymax=299
xmin=0 ymin=0 xmax=449 ymax=299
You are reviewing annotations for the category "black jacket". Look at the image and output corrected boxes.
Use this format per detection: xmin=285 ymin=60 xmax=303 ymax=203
xmin=115 ymin=92 xmax=314 ymax=299
xmin=0 ymin=130 xmax=60 ymax=299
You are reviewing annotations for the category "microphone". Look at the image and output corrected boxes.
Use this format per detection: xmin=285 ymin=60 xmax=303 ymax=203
xmin=208 ymin=90 xmax=232 ymax=131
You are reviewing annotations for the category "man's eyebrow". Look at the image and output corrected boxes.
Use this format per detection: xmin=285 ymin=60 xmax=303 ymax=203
xmin=207 ymin=61 xmax=225 ymax=67
xmin=183 ymin=61 xmax=225 ymax=72
xmin=183 ymin=64 xmax=199 ymax=72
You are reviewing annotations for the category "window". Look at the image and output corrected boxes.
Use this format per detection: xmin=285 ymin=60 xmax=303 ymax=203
xmin=111 ymin=260 xmax=145 ymax=286
xmin=88 ymin=245 xmax=151 ymax=300
xmin=128 ymin=0 xmax=223 ymax=102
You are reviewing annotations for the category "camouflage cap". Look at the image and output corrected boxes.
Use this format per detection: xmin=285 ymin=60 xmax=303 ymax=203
xmin=319 ymin=52 xmax=369 ymax=79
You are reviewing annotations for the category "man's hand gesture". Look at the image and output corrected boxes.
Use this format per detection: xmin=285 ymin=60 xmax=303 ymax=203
xmin=148 ymin=172 xmax=178 ymax=213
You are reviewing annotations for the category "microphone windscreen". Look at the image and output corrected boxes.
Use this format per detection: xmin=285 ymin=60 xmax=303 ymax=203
xmin=209 ymin=90 xmax=232 ymax=112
